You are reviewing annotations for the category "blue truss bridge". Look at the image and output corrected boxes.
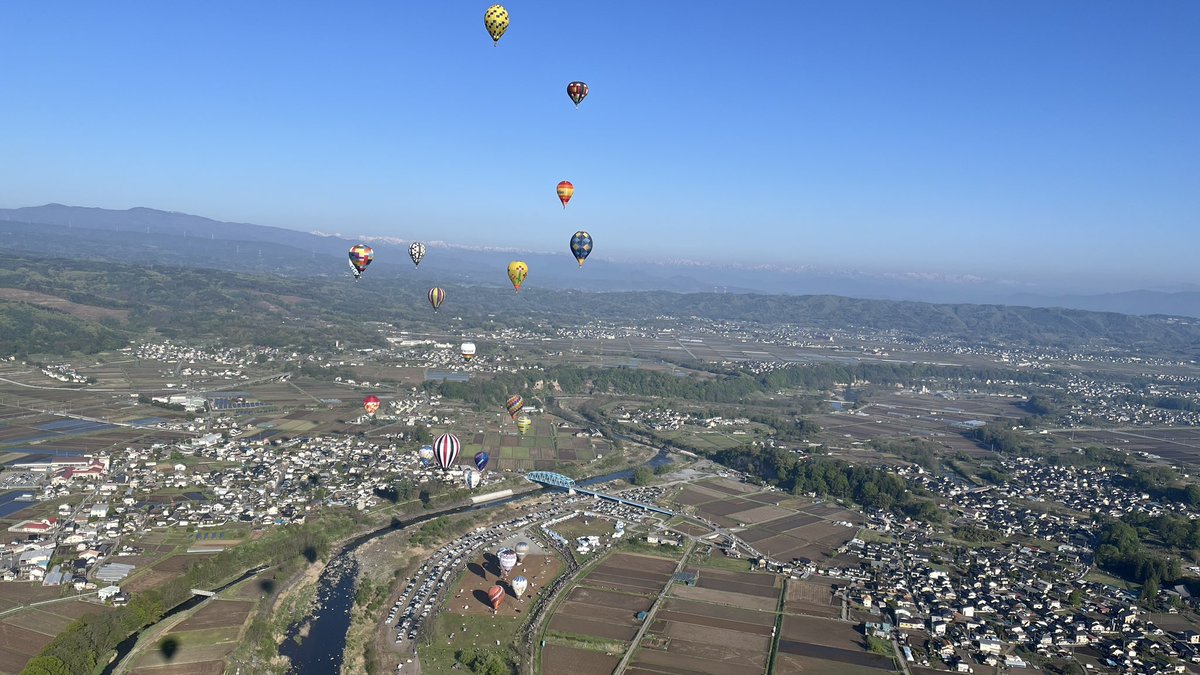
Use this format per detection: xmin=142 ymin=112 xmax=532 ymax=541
xmin=525 ymin=471 xmax=675 ymax=516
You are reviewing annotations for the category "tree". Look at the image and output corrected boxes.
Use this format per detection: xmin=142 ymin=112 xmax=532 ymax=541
xmin=630 ymin=466 xmax=653 ymax=486
xmin=1140 ymin=577 xmax=1160 ymax=605
xmin=20 ymin=657 xmax=73 ymax=675
xmin=1067 ymin=589 xmax=1084 ymax=607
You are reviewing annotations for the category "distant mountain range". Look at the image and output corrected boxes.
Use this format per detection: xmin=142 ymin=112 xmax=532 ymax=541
xmin=2 ymin=203 xmax=1198 ymax=318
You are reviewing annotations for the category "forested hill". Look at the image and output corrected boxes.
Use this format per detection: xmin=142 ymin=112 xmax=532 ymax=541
xmin=0 ymin=252 xmax=1197 ymax=359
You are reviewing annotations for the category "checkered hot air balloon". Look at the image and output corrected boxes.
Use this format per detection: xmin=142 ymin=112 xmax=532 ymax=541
xmin=570 ymin=231 xmax=593 ymax=268
xmin=409 ymin=241 xmax=425 ymax=268
xmin=566 ymin=81 xmax=589 ymax=109
xmin=433 ymin=433 xmax=460 ymax=471
xmin=348 ymin=244 xmax=373 ymax=281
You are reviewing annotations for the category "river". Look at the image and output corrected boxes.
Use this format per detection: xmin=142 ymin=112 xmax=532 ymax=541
xmin=101 ymin=565 xmax=270 ymax=674
xmin=279 ymin=448 xmax=673 ymax=674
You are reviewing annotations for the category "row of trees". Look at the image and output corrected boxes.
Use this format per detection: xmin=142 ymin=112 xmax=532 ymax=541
xmin=1094 ymin=519 xmax=1183 ymax=585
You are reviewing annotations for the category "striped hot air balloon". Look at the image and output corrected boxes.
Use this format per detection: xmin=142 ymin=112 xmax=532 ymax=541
xmin=515 ymin=541 xmax=530 ymax=562
xmin=487 ymin=584 xmax=505 ymax=611
xmin=504 ymin=394 xmax=524 ymax=421
xmin=433 ymin=433 xmax=460 ymax=471
xmin=428 ymin=287 xmax=446 ymax=311
xmin=556 ymin=180 xmax=574 ymax=208
xmin=566 ymin=81 xmax=589 ymax=109
xmin=516 ymin=415 xmax=532 ymax=434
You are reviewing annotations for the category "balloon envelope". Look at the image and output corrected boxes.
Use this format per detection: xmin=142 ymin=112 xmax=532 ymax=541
xmin=418 ymin=445 xmax=435 ymax=461
xmin=570 ymin=231 xmax=593 ymax=267
xmin=484 ymin=5 xmax=509 ymax=44
xmin=507 ymin=261 xmax=528 ymax=293
xmin=505 ymin=394 xmax=524 ymax=420
xmin=516 ymin=415 xmax=532 ymax=434
xmin=465 ymin=468 xmax=481 ymax=489
xmin=348 ymin=244 xmax=373 ymax=278
xmin=433 ymin=433 xmax=460 ymax=470
xmin=498 ymin=549 xmax=517 ymax=575
xmin=428 ymin=287 xmax=446 ymax=311
xmin=556 ymin=181 xmax=574 ymax=208
xmin=461 ymin=342 xmax=476 ymax=361
xmin=362 ymin=395 xmax=381 ymax=415
xmin=487 ymin=584 xmax=505 ymax=610
xmin=515 ymin=541 xmax=530 ymax=562
xmin=511 ymin=576 xmax=528 ymax=598
xmin=409 ymin=242 xmax=426 ymax=267
xmin=474 ymin=451 xmax=490 ymax=472
xmin=567 ymin=81 xmax=589 ymax=108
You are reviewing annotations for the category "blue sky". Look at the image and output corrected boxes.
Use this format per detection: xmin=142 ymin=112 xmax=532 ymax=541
xmin=1 ymin=2 xmax=1197 ymax=291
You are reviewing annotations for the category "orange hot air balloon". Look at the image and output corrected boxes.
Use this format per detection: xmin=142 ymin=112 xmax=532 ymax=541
xmin=487 ymin=584 xmax=505 ymax=611
xmin=363 ymin=395 xmax=381 ymax=415
xmin=556 ymin=181 xmax=574 ymax=209
xmin=507 ymin=261 xmax=528 ymax=293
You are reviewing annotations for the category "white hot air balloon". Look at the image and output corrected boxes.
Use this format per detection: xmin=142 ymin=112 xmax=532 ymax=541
xmin=515 ymin=541 xmax=530 ymax=563
xmin=418 ymin=445 xmax=434 ymax=463
xmin=465 ymin=468 xmax=481 ymax=490
xmin=461 ymin=342 xmax=477 ymax=362
xmin=511 ymin=576 xmax=528 ymax=599
xmin=498 ymin=548 xmax=517 ymax=577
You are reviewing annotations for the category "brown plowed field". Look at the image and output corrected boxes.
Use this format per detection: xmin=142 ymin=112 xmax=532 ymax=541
xmin=556 ymin=601 xmax=642 ymax=628
xmin=655 ymin=621 xmax=770 ymax=652
xmin=631 ymin=647 xmax=763 ymax=675
xmin=175 ymin=600 xmax=252 ymax=631
xmin=541 ymin=645 xmax=620 ymax=675
xmin=567 ymin=587 xmax=653 ymax=612
xmin=780 ymin=615 xmax=864 ymax=651
xmin=775 ymin=653 xmax=884 ymax=675
xmin=129 ymin=660 xmax=226 ymax=675
xmin=549 ymin=615 xmax=639 ymax=641
xmin=727 ymin=505 xmax=791 ymax=524
xmin=655 ymin=610 xmax=773 ymax=636
xmin=670 ymin=585 xmax=776 ymax=611
xmin=703 ymin=480 xmax=756 ymax=496
xmin=664 ymin=598 xmax=776 ymax=626
xmin=0 ymin=623 xmax=52 ymax=674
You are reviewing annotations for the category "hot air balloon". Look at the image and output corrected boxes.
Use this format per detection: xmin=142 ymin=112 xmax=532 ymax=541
xmin=515 ymin=541 xmax=530 ymax=562
xmin=348 ymin=244 xmax=374 ymax=281
xmin=498 ymin=549 xmax=517 ymax=577
xmin=511 ymin=576 xmax=528 ymax=599
xmin=362 ymin=395 xmax=381 ymax=415
xmin=418 ymin=445 xmax=435 ymax=463
xmin=433 ymin=433 xmax=460 ymax=471
xmin=556 ymin=181 xmax=574 ymax=209
xmin=487 ymin=584 xmax=505 ymax=611
xmin=567 ymin=81 xmax=589 ymax=109
xmin=516 ymin=415 xmax=532 ymax=434
xmin=428 ymin=287 xmax=446 ymax=311
xmin=570 ymin=231 xmax=593 ymax=268
xmin=409 ymin=242 xmax=426 ymax=268
xmin=505 ymin=394 xmax=524 ymax=421
xmin=474 ymin=451 xmax=489 ymax=472
xmin=507 ymin=261 xmax=528 ymax=293
xmin=465 ymin=468 xmax=481 ymax=490
xmin=461 ymin=342 xmax=476 ymax=361
xmin=484 ymin=5 xmax=508 ymax=45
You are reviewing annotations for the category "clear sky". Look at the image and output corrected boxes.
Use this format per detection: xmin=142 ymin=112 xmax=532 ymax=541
xmin=1 ymin=2 xmax=1197 ymax=291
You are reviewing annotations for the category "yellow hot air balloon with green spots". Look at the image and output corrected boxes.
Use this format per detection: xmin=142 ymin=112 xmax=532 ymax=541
xmin=484 ymin=5 xmax=509 ymax=45
xmin=507 ymin=261 xmax=528 ymax=293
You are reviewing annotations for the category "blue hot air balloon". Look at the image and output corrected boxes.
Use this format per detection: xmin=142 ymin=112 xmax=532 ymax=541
xmin=474 ymin=451 xmax=490 ymax=472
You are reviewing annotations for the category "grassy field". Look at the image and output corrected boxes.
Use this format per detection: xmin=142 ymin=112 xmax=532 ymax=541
xmin=417 ymin=612 xmax=523 ymax=673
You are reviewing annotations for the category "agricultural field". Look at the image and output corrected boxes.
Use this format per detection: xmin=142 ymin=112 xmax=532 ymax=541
xmin=783 ymin=575 xmax=843 ymax=619
xmin=123 ymin=598 xmax=256 ymax=673
xmin=775 ymin=614 xmax=896 ymax=675
xmin=430 ymin=413 xmax=611 ymax=474
xmin=1047 ymin=426 xmax=1200 ymax=468
xmin=542 ymin=552 xmax=681 ymax=669
xmin=0 ymin=596 xmax=115 ymax=675
xmin=670 ymin=479 xmax=861 ymax=563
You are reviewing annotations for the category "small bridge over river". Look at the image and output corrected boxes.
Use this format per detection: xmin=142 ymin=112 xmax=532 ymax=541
xmin=525 ymin=471 xmax=675 ymax=517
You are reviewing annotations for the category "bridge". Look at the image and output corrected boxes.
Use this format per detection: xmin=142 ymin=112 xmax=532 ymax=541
xmin=525 ymin=471 xmax=675 ymax=517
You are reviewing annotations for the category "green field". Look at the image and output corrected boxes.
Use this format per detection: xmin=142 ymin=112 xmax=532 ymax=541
xmin=418 ymin=612 xmax=523 ymax=673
